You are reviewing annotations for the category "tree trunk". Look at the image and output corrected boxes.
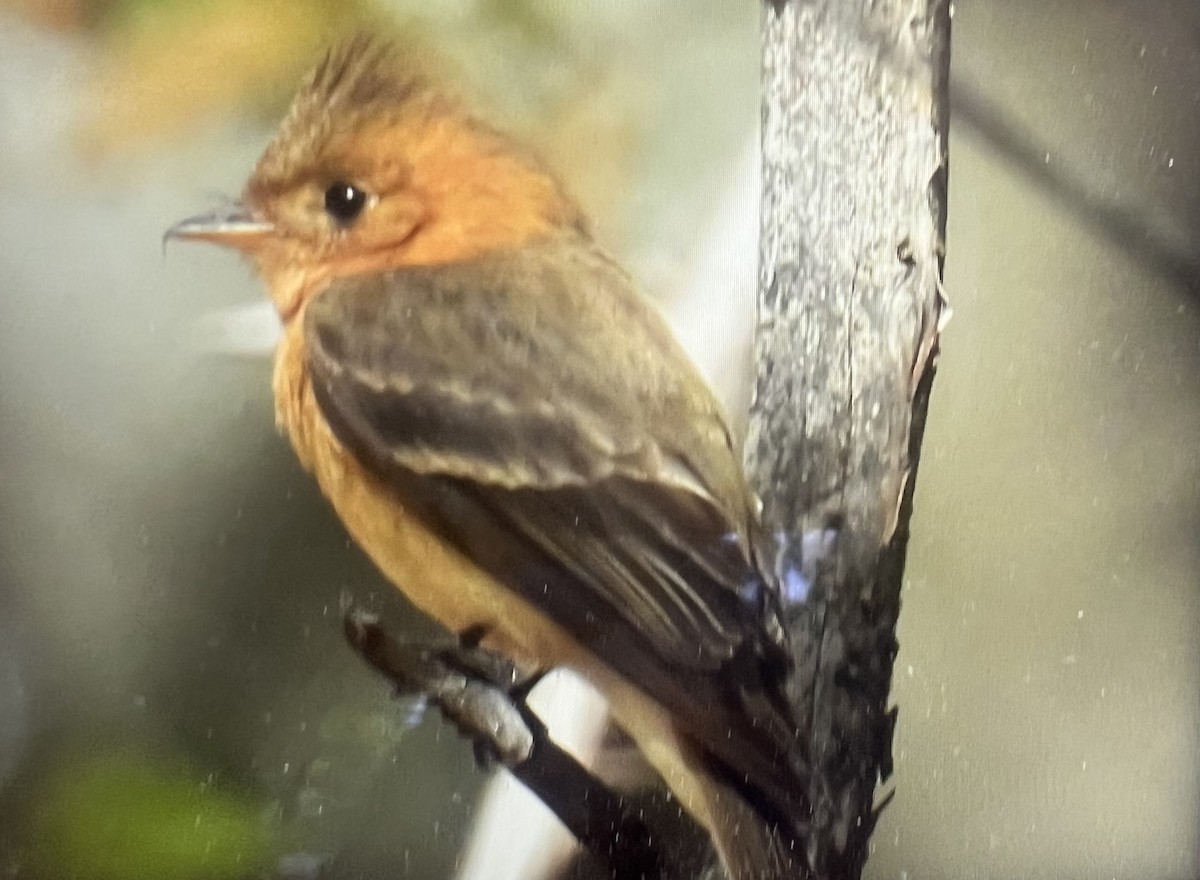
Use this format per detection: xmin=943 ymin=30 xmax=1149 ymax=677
xmin=748 ymin=1 xmax=951 ymax=877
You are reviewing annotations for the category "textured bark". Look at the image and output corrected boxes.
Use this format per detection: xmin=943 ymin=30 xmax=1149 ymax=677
xmin=748 ymin=1 xmax=951 ymax=877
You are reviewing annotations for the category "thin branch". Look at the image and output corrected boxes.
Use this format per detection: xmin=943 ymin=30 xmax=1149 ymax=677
xmin=342 ymin=608 xmax=708 ymax=880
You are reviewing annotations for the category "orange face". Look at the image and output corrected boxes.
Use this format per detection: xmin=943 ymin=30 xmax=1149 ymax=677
xmin=166 ymin=41 xmax=581 ymax=322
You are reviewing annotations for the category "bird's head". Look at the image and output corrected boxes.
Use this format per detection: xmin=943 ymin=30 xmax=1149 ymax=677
xmin=168 ymin=35 xmax=583 ymax=323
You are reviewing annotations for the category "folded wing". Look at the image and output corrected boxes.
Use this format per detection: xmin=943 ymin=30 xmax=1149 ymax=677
xmin=304 ymin=232 xmax=805 ymax=820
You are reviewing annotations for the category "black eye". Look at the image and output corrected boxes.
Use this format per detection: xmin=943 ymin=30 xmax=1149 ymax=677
xmin=324 ymin=181 xmax=369 ymax=226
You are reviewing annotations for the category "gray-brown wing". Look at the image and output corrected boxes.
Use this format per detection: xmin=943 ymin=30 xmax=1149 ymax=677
xmin=304 ymin=238 xmax=805 ymax=815
xmin=304 ymin=237 xmax=779 ymax=671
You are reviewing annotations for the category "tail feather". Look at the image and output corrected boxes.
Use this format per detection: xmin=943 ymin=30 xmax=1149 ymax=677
xmin=696 ymin=768 xmax=804 ymax=880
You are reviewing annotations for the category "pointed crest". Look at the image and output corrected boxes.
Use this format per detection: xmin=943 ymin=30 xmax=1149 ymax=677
xmin=251 ymin=34 xmax=442 ymax=194
xmin=303 ymin=33 xmax=432 ymax=122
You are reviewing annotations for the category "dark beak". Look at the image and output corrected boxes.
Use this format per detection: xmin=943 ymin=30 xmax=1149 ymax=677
xmin=164 ymin=206 xmax=273 ymax=253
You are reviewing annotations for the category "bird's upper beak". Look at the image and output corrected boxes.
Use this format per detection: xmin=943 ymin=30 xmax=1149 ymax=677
xmin=164 ymin=206 xmax=274 ymax=253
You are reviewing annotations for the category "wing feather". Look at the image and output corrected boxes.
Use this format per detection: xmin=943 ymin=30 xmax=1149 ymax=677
xmin=304 ymin=234 xmax=804 ymax=818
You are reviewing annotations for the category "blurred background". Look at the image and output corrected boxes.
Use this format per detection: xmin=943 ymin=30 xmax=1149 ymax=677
xmin=0 ymin=1 xmax=1196 ymax=879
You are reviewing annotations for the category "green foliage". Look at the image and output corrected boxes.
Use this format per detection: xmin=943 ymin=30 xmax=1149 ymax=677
xmin=24 ymin=751 xmax=271 ymax=880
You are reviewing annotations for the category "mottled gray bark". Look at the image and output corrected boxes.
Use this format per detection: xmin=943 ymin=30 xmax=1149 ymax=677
xmin=748 ymin=1 xmax=951 ymax=877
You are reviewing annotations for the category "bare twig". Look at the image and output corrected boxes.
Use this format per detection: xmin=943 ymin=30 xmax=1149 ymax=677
xmin=343 ymin=608 xmax=708 ymax=880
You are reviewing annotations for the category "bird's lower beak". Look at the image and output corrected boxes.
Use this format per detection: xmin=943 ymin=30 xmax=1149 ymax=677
xmin=164 ymin=207 xmax=273 ymax=252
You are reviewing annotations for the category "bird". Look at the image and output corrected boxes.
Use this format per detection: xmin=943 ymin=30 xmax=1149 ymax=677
xmin=168 ymin=35 xmax=807 ymax=879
